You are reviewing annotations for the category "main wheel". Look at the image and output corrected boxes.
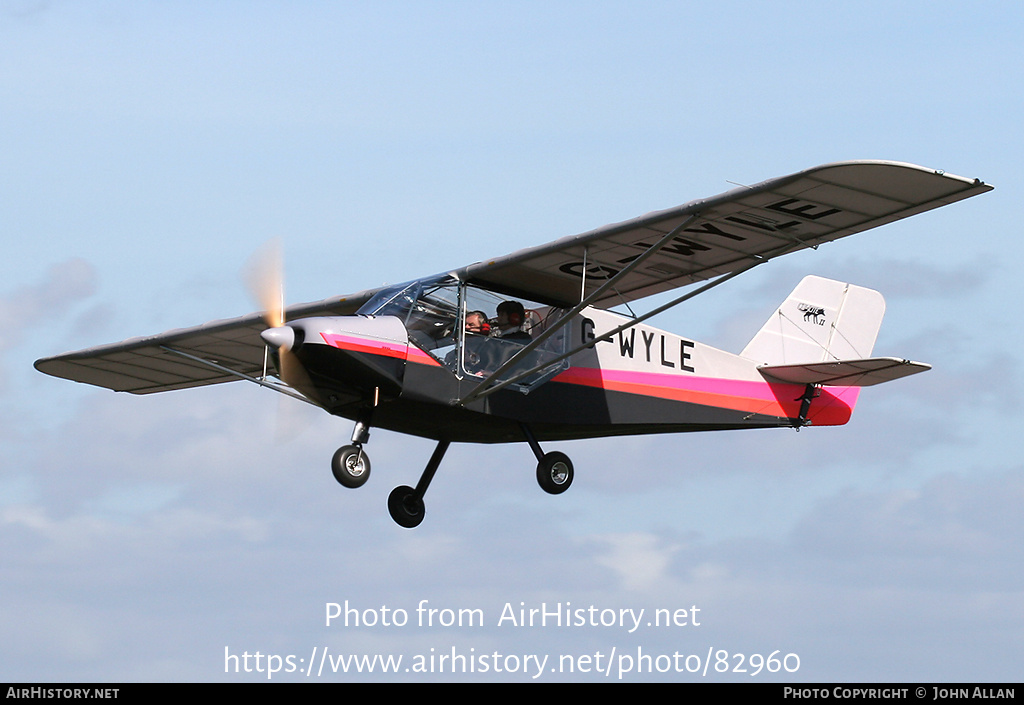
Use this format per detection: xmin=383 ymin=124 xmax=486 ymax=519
xmin=332 ymin=445 xmax=371 ymax=488
xmin=536 ymin=451 xmax=573 ymax=494
xmin=388 ymin=485 xmax=425 ymax=528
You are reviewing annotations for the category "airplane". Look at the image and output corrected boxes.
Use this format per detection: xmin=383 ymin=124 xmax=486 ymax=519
xmin=34 ymin=160 xmax=992 ymax=528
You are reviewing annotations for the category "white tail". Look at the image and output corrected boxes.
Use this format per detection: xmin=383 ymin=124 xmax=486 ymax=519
xmin=741 ymin=275 xmax=886 ymax=366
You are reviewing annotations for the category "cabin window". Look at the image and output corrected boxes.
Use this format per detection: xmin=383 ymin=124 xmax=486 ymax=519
xmin=360 ymin=277 xmax=571 ymax=387
xmin=458 ymin=285 xmax=569 ymax=388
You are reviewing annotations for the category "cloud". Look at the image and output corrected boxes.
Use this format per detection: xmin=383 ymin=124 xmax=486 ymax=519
xmin=836 ymin=257 xmax=991 ymax=300
xmin=6 ymin=368 xmax=1023 ymax=681
xmin=590 ymin=532 xmax=683 ymax=592
xmin=743 ymin=256 xmax=992 ymax=303
xmin=0 ymin=259 xmax=96 ymax=344
xmin=793 ymin=469 xmax=1024 ymax=581
xmin=4 ymin=252 xmax=1016 ymax=680
xmin=887 ymin=327 xmax=1021 ymax=414
xmin=0 ymin=0 xmax=51 ymax=21
xmin=0 ymin=258 xmax=97 ymax=392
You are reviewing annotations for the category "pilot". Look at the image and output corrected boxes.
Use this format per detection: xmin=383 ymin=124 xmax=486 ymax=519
xmin=493 ymin=301 xmax=531 ymax=342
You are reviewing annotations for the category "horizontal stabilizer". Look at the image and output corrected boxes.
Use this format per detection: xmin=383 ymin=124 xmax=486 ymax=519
xmin=758 ymin=357 xmax=931 ymax=387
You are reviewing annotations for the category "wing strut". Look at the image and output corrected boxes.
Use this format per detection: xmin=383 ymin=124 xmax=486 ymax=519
xmin=456 ymin=213 xmax=701 ymax=405
xmin=456 ymin=252 xmax=774 ymax=405
xmin=159 ymin=346 xmax=320 ymax=406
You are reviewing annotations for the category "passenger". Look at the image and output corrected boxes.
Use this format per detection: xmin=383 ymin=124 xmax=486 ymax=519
xmin=465 ymin=310 xmax=489 ymax=335
xmin=493 ymin=301 xmax=531 ymax=343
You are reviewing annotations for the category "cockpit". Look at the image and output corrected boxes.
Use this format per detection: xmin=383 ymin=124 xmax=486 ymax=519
xmin=357 ymin=274 xmax=570 ymax=390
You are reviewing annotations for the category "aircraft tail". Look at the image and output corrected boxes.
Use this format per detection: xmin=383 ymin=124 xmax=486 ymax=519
xmin=742 ymin=275 xmax=885 ymax=365
xmin=742 ymin=275 xmax=930 ymax=390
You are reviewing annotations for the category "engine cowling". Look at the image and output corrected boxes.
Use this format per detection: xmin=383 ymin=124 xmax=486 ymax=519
xmin=277 ymin=315 xmax=410 ymax=403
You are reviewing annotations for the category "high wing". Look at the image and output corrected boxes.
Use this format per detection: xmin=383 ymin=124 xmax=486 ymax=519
xmin=36 ymin=160 xmax=991 ymax=398
xmin=34 ymin=289 xmax=379 ymax=395
xmin=458 ymin=161 xmax=992 ymax=308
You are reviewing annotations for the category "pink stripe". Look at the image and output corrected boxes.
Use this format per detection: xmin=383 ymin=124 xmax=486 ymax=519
xmin=319 ymin=332 xmax=440 ymax=366
xmin=554 ymin=366 xmax=792 ymax=401
xmin=552 ymin=365 xmax=857 ymax=425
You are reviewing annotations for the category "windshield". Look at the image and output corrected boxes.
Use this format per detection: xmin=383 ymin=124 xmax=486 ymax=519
xmin=357 ymin=279 xmax=422 ymax=319
xmin=358 ymin=275 xmax=460 ymax=366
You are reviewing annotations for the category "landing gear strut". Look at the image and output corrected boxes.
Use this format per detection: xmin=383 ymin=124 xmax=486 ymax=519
xmin=521 ymin=423 xmax=574 ymax=495
xmin=334 ymin=417 xmax=572 ymax=527
xmin=388 ymin=440 xmax=450 ymax=528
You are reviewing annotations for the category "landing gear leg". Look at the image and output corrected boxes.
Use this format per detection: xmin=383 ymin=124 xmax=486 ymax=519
xmin=521 ymin=423 xmax=574 ymax=495
xmin=388 ymin=440 xmax=450 ymax=529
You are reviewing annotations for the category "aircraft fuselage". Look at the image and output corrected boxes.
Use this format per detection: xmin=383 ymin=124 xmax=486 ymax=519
xmin=287 ymin=307 xmax=857 ymax=444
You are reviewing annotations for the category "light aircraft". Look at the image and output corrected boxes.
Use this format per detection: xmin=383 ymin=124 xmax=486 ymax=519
xmin=35 ymin=161 xmax=992 ymax=528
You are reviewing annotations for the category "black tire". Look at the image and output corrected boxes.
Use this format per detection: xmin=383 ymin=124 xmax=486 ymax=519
xmin=331 ymin=445 xmax=370 ymax=488
xmin=536 ymin=451 xmax=573 ymax=494
xmin=388 ymin=485 xmax=425 ymax=528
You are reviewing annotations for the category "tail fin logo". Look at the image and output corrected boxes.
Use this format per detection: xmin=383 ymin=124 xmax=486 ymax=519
xmin=798 ymin=303 xmax=827 ymax=326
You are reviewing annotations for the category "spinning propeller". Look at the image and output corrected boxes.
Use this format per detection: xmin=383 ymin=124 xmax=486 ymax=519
xmin=245 ymin=240 xmax=320 ymax=405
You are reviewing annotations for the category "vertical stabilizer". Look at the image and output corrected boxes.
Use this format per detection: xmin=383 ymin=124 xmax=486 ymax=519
xmin=741 ymin=276 xmax=886 ymax=365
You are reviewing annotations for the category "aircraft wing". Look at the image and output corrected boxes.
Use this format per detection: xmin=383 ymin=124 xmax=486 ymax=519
xmin=33 ymin=289 xmax=379 ymax=395
xmin=459 ymin=161 xmax=992 ymax=308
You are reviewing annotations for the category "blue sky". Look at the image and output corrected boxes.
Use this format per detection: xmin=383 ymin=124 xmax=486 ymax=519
xmin=2 ymin=0 xmax=1022 ymax=682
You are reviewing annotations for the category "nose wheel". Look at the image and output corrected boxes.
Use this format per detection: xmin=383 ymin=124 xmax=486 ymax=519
xmin=331 ymin=445 xmax=371 ymax=488
xmin=331 ymin=413 xmax=374 ymax=488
